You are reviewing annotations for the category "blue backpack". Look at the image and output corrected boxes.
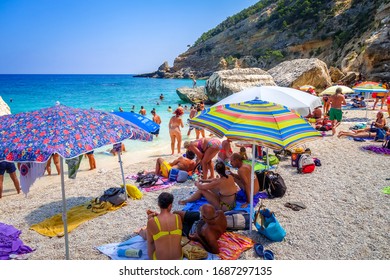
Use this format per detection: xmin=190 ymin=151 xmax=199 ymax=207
xmin=375 ymin=129 xmax=386 ymax=142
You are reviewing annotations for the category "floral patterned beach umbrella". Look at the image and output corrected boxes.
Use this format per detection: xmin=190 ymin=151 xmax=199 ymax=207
xmin=0 ymin=105 xmax=153 ymax=162
xmin=0 ymin=104 xmax=153 ymax=259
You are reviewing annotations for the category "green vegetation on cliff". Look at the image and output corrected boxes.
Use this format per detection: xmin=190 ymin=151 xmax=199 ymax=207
xmin=194 ymin=0 xmax=277 ymax=46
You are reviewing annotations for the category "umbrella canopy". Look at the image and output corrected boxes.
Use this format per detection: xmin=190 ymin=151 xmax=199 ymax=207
xmin=213 ymin=86 xmax=322 ymax=117
xmin=352 ymin=82 xmax=388 ymax=93
xmin=318 ymin=85 xmax=354 ymax=96
xmin=0 ymin=105 xmax=153 ymax=162
xmin=0 ymin=104 xmax=153 ymax=259
xmin=112 ymin=111 xmax=160 ymax=134
xmin=299 ymin=85 xmax=315 ymax=91
xmin=189 ymin=99 xmax=321 ymax=233
xmin=190 ymin=99 xmax=321 ymax=150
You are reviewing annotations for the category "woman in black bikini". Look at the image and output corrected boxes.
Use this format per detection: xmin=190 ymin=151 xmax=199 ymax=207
xmin=179 ymin=162 xmax=237 ymax=211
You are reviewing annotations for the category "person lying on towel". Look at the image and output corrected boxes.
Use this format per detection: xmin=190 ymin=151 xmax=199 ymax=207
xmin=174 ymin=204 xmax=227 ymax=254
xmin=154 ymin=150 xmax=197 ymax=178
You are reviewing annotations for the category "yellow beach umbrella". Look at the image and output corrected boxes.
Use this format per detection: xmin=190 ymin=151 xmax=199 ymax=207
xmin=318 ymin=85 xmax=354 ymax=96
xmin=299 ymin=85 xmax=315 ymax=91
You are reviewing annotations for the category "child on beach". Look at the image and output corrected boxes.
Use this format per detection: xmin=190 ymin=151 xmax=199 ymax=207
xmin=239 ymin=147 xmax=248 ymax=160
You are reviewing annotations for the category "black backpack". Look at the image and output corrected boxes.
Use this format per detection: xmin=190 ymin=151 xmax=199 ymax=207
xmin=255 ymin=170 xmax=287 ymax=198
xmin=383 ymin=138 xmax=390 ymax=149
xmin=137 ymin=173 xmax=160 ymax=188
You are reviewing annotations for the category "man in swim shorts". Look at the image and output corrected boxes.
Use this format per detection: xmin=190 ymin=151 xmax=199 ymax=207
xmin=328 ymin=87 xmax=346 ymax=135
xmin=0 ymin=161 xmax=21 ymax=199
xmin=154 ymin=150 xmax=197 ymax=178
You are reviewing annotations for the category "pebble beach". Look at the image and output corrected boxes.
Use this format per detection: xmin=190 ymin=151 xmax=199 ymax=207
xmin=1 ymin=107 xmax=389 ymax=260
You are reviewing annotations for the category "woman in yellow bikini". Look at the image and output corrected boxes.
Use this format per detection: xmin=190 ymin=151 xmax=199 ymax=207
xmin=146 ymin=192 xmax=183 ymax=260
xmin=179 ymin=162 xmax=237 ymax=211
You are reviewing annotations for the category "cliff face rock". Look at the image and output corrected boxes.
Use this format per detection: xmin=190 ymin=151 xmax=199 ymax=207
xmin=176 ymin=86 xmax=209 ymax=104
xmin=165 ymin=0 xmax=390 ymax=81
xmin=0 ymin=96 xmax=11 ymax=116
xmin=268 ymin=58 xmax=331 ymax=88
xmin=205 ymin=68 xmax=276 ymax=103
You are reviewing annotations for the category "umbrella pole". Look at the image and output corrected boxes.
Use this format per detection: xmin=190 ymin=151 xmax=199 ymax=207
xmin=249 ymin=143 xmax=256 ymax=233
xmin=266 ymin=147 xmax=269 ymax=170
xmin=60 ymin=157 xmax=70 ymax=260
xmin=117 ymin=152 xmax=127 ymax=195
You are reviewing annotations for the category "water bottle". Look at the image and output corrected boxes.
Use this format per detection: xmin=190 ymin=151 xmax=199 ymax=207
xmin=117 ymin=248 xmax=142 ymax=258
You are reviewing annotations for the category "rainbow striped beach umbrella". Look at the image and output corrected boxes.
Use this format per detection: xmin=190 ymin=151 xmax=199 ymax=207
xmin=352 ymin=82 xmax=388 ymax=93
xmin=189 ymin=99 xmax=321 ymax=232
xmin=189 ymin=99 xmax=321 ymax=150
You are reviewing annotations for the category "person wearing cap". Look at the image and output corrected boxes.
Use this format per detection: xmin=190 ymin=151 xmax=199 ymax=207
xmin=168 ymin=108 xmax=184 ymax=155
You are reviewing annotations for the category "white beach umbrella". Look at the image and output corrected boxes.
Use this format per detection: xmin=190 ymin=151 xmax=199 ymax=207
xmin=213 ymin=86 xmax=323 ymax=116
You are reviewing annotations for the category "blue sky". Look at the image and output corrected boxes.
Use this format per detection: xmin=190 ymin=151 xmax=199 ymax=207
xmin=0 ymin=0 xmax=259 ymax=74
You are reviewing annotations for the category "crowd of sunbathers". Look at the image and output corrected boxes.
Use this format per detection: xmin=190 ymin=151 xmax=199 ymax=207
xmin=137 ymin=136 xmax=263 ymax=260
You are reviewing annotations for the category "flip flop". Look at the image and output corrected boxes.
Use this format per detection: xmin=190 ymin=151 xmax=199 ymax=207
xmin=254 ymin=243 xmax=264 ymax=258
xmin=263 ymin=250 xmax=275 ymax=260
xmin=284 ymin=202 xmax=307 ymax=211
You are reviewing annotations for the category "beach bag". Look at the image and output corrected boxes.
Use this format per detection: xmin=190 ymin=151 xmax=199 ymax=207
xmin=255 ymin=170 xmax=286 ymax=198
xmin=138 ymin=173 xmax=160 ymax=188
xmin=168 ymin=168 xmax=180 ymax=181
xmin=99 ymin=187 xmax=127 ymax=206
xmin=225 ymin=210 xmax=250 ymax=230
xmin=262 ymin=154 xmax=279 ymax=165
xmin=375 ymin=128 xmax=386 ymax=142
xmin=125 ymin=184 xmax=143 ymax=200
xmin=297 ymin=154 xmax=315 ymax=174
xmin=176 ymin=170 xmax=189 ymax=183
xmin=254 ymin=207 xmax=286 ymax=242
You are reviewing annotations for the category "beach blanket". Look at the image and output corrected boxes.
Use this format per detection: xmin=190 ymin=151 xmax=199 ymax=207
xmin=126 ymin=174 xmax=176 ymax=192
xmin=361 ymin=145 xmax=390 ymax=155
xmin=30 ymin=200 xmax=126 ymax=237
xmin=0 ymin=223 xmax=34 ymax=260
xmin=96 ymin=232 xmax=253 ymax=260
xmin=182 ymin=189 xmax=267 ymax=212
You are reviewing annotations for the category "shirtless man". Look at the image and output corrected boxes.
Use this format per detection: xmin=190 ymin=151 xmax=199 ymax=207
xmin=174 ymin=204 xmax=227 ymax=254
xmin=168 ymin=108 xmax=184 ymax=154
xmin=328 ymin=88 xmax=346 ymax=135
xmin=154 ymin=150 xmax=196 ymax=177
xmin=151 ymin=110 xmax=161 ymax=137
xmin=139 ymin=106 xmax=146 ymax=116
xmin=229 ymin=153 xmax=259 ymax=208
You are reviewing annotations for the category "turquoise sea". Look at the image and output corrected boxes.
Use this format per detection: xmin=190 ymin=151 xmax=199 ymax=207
xmin=0 ymin=74 xmax=206 ymax=155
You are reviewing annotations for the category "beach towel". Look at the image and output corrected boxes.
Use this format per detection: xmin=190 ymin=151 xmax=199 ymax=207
xmin=19 ymin=162 xmax=46 ymax=195
xmin=65 ymin=155 xmax=83 ymax=179
xmin=0 ymin=223 xmax=34 ymax=260
xmin=30 ymin=200 xmax=126 ymax=237
xmin=126 ymin=174 xmax=176 ymax=192
xmin=95 ymin=235 xmax=220 ymax=260
xmin=361 ymin=145 xmax=390 ymax=155
xmin=182 ymin=189 xmax=267 ymax=212
xmin=216 ymin=231 xmax=254 ymax=260
xmin=96 ymin=232 xmax=253 ymax=260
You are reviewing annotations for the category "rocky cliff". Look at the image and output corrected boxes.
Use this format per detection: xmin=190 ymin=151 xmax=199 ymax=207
xmin=142 ymin=0 xmax=390 ymax=81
